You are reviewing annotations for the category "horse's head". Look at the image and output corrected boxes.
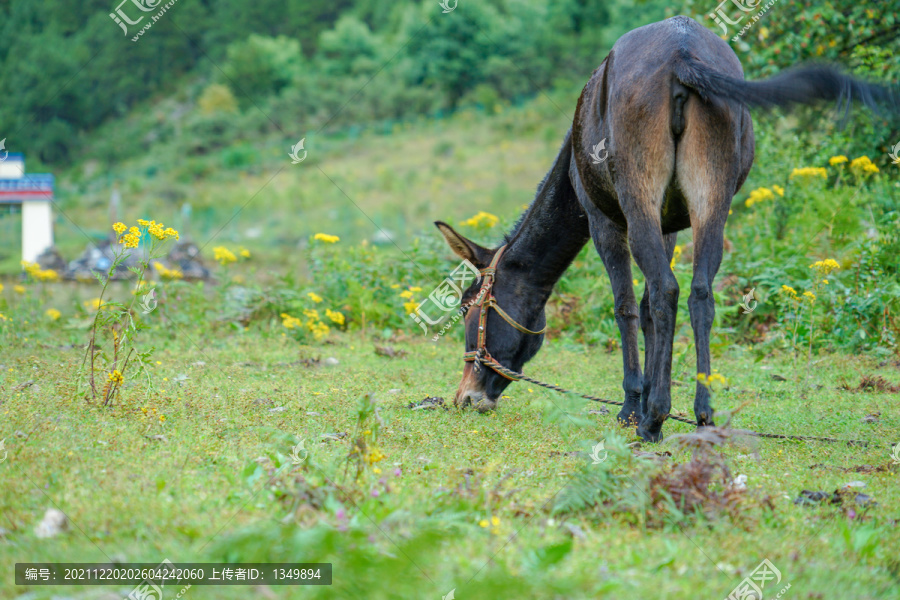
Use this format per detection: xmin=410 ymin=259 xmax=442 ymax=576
xmin=435 ymin=221 xmax=548 ymax=412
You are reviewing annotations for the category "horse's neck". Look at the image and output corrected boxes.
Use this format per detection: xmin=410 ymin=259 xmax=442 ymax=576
xmin=505 ymin=135 xmax=590 ymax=292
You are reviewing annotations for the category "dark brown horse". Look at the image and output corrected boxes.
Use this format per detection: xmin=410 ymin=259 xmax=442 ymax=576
xmin=436 ymin=16 xmax=897 ymax=441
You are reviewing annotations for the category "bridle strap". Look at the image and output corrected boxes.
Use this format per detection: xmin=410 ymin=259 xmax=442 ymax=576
xmin=462 ymin=245 xmax=545 ymax=379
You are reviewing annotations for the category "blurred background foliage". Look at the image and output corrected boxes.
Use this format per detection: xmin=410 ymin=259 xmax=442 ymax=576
xmin=1 ymin=0 xmax=899 ymax=355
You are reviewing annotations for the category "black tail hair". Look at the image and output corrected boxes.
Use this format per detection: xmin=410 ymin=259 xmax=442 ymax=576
xmin=674 ymin=55 xmax=899 ymax=121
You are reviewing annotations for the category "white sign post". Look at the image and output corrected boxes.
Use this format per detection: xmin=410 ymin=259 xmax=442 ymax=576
xmin=0 ymin=154 xmax=55 ymax=264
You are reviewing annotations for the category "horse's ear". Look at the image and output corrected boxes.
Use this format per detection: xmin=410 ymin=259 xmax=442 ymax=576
xmin=434 ymin=221 xmax=492 ymax=267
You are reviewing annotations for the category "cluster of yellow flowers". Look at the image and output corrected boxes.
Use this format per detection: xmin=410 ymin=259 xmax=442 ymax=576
xmin=137 ymin=219 xmax=179 ymax=241
xmin=45 ymin=308 xmax=61 ymax=320
xmin=697 ymin=372 xmax=728 ymax=389
xmin=281 ymin=313 xmax=302 ymax=329
xmin=212 ymin=246 xmax=250 ymax=265
xmin=307 ymin=292 xmax=323 ymax=303
xmin=21 ymin=261 xmax=60 ymax=281
xmin=365 ymin=446 xmax=386 ymax=465
xmin=399 ymin=286 xmax=424 ymax=314
xmin=744 ymin=185 xmax=784 ymax=207
xmin=281 ymin=305 xmax=344 ymax=340
xmin=849 ymin=156 xmax=879 ymax=175
xmin=790 ymin=167 xmax=827 ymax=180
xmin=325 ymin=308 xmax=345 ymax=326
xmin=114 ymin=220 xmax=179 ymax=249
xmin=829 ymin=155 xmax=848 ymax=166
xmin=479 ymin=516 xmax=501 ymax=535
xmin=781 ymin=285 xmax=799 ymax=301
xmin=460 ymin=211 xmax=499 ymax=228
xmin=809 ymin=258 xmax=840 ymax=276
xmin=153 ymin=262 xmax=183 ymax=280
xmin=313 ymin=233 xmax=340 ymax=243
xmin=781 ymin=285 xmax=817 ymax=304
xmin=213 ymin=246 xmax=236 ymax=265
xmin=107 ymin=369 xmax=124 ymax=385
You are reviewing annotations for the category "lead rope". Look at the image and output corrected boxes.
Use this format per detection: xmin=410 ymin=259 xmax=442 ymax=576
xmin=483 ymin=359 xmax=876 ymax=448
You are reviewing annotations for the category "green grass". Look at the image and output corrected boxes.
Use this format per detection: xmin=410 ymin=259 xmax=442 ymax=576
xmin=2 ymin=323 xmax=899 ymax=599
xmin=0 ymin=95 xmax=573 ymax=276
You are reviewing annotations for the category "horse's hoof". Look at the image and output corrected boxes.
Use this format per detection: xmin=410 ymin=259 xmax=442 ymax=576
xmin=695 ymin=410 xmax=715 ymax=427
xmin=637 ymin=417 xmax=664 ymax=442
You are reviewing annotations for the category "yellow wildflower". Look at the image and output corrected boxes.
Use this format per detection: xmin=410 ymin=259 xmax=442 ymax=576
xmin=45 ymin=308 xmax=61 ymax=320
xmin=14 ymin=285 xmax=26 ymax=294
xmin=365 ymin=447 xmax=386 ymax=464
xmin=84 ymin=298 xmax=104 ymax=311
xmin=303 ymin=308 xmax=319 ymax=320
xmin=113 ymin=222 xmax=127 ymax=235
xmin=789 ymin=167 xmax=827 ymax=180
xmin=390 ymin=284 xmax=401 ymax=289
xmin=239 ymin=247 xmax=251 ymax=258
xmin=772 ymin=184 xmax=784 ymax=196
xmin=313 ymin=233 xmax=340 ymax=243
xmin=325 ymin=309 xmax=345 ymax=326
xmin=478 ymin=516 xmax=501 ymax=534
xmin=850 ymin=156 xmax=879 ymax=175
xmin=108 ymin=370 xmax=124 ymax=385
xmin=21 ymin=261 xmax=59 ymax=282
xmin=281 ymin=313 xmax=302 ymax=329
xmin=0 ymin=283 xmax=4 ymax=293
xmin=461 ymin=211 xmax=499 ymax=228
xmin=403 ymin=300 xmax=418 ymax=314
xmin=408 ymin=286 xmax=423 ymax=293
xmin=670 ymin=245 xmax=683 ymax=270
xmin=745 ymin=187 xmax=775 ymax=207
xmin=119 ymin=225 xmax=141 ymax=248
xmin=809 ymin=259 xmax=840 ymax=276
xmin=0 ymin=313 xmax=9 ymax=322
xmin=780 ymin=285 xmax=798 ymax=301
xmin=399 ymin=290 xmax=414 ymax=299
xmin=829 ymin=155 xmax=848 ymax=166
xmin=307 ymin=292 xmax=323 ymax=303
xmin=213 ymin=246 xmax=237 ymax=265
xmin=697 ymin=372 xmax=728 ymax=389
xmin=802 ymin=291 xmax=816 ymax=303
xmin=153 ymin=262 xmax=183 ymax=280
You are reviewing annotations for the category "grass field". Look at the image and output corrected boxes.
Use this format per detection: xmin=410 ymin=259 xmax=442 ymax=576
xmin=2 ymin=322 xmax=899 ymax=599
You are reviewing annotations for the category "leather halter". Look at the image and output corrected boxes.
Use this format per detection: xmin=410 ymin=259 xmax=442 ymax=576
xmin=462 ymin=245 xmax=546 ymax=380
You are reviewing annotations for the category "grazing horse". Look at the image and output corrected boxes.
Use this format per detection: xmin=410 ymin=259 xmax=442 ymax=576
xmin=435 ymin=16 xmax=896 ymax=441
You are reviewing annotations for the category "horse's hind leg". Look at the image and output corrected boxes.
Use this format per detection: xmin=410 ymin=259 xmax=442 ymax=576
xmin=676 ymin=98 xmax=752 ymax=427
xmin=639 ymin=232 xmax=677 ymax=418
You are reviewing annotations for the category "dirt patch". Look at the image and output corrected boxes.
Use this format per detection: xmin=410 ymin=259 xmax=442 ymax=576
xmin=840 ymin=375 xmax=900 ymax=393
xmin=407 ymin=396 xmax=447 ymax=410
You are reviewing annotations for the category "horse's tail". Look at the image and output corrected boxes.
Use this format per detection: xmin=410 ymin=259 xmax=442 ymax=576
xmin=673 ymin=55 xmax=899 ymax=118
